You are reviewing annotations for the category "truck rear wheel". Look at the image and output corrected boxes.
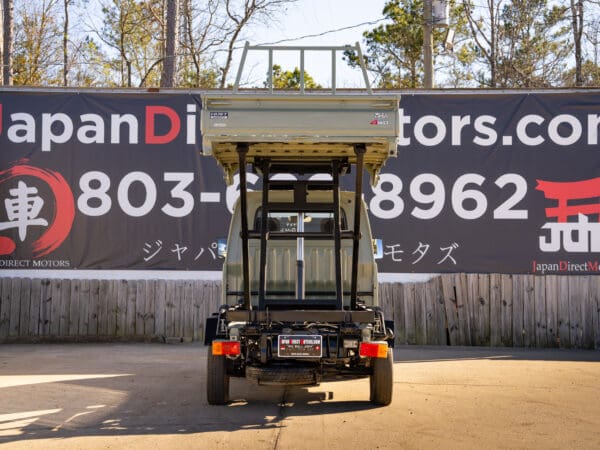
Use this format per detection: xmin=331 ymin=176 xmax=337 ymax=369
xmin=206 ymin=350 xmax=230 ymax=405
xmin=370 ymin=348 xmax=393 ymax=406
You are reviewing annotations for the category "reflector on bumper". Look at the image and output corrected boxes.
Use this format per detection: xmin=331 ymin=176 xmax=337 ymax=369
xmin=359 ymin=341 xmax=388 ymax=358
xmin=212 ymin=340 xmax=241 ymax=356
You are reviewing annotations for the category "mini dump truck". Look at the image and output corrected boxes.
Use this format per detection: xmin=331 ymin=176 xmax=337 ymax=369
xmin=201 ymin=43 xmax=400 ymax=405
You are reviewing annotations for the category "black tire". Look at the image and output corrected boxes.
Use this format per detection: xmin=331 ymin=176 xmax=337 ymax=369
xmin=370 ymin=348 xmax=393 ymax=406
xmin=206 ymin=349 xmax=230 ymax=405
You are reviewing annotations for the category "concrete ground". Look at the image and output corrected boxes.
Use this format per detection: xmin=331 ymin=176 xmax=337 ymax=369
xmin=0 ymin=343 xmax=599 ymax=449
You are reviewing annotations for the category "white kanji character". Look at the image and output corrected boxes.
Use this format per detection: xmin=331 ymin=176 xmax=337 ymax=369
xmin=0 ymin=181 xmax=49 ymax=241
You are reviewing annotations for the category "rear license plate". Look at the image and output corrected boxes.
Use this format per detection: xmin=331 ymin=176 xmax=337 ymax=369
xmin=278 ymin=335 xmax=322 ymax=358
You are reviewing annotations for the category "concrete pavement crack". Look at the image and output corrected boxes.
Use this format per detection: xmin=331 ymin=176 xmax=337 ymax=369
xmin=272 ymin=387 xmax=289 ymax=450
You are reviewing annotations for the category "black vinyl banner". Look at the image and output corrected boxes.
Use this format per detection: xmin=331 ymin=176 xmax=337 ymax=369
xmin=0 ymin=90 xmax=599 ymax=274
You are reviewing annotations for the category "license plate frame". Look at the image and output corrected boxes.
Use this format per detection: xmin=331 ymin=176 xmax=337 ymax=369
xmin=277 ymin=335 xmax=323 ymax=358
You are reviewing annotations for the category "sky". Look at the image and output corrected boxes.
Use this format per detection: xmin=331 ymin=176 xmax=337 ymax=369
xmin=80 ymin=0 xmax=389 ymax=88
xmin=231 ymin=0 xmax=389 ymax=89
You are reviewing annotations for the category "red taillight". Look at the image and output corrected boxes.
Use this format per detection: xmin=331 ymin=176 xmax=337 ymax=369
xmin=359 ymin=341 xmax=388 ymax=358
xmin=212 ymin=340 xmax=241 ymax=356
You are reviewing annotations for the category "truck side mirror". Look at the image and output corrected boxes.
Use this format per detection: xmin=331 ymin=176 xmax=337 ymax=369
xmin=217 ymin=239 xmax=227 ymax=258
xmin=373 ymin=239 xmax=383 ymax=260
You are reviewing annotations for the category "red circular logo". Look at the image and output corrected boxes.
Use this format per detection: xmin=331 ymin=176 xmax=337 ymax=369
xmin=0 ymin=161 xmax=75 ymax=257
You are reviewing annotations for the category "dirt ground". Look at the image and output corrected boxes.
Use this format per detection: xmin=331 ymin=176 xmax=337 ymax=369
xmin=0 ymin=343 xmax=599 ymax=449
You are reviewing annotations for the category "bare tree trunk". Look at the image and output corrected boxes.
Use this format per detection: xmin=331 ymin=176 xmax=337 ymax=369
xmin=0 ymin=2 xmax=3 ymax=77
xmin=161 ymin=0 xmax=179 ymax=87
xmin=489 ymin=0 xmax=496 ymax=87
xmin=3 ymin=0 xmax=13 ymax=85
xmin=463 ymin=0 xmax=498 ymax=88
xmin=591 ymin=20 xmax=600 ymax=68
xmin=570 ymin=0 xmax=583 ymax=87
xmin=182 ymin=0 xmax=201 ymax=85
xmin=63 ymin=0 xmax=70 ymax=86
xmin=219 ymin=25 xmax=242 ymax=89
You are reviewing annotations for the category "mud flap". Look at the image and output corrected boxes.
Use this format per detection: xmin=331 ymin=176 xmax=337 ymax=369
xmin=204 ymin=316 xmax=218 ymax=345
xmin=385 ymin=320 xmax=395 ymax=348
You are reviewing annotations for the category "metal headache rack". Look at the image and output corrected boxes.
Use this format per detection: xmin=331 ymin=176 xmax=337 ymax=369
xmin=233 ymin=42 xmax=373 ymax=95
xmin=200 ymin=44 xmax=400 ymax=315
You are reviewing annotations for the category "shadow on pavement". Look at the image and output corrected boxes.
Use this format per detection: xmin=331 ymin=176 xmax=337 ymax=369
xmin=0 ymin=343 xmax=381 ymax=445
xmin=1 ymin=343 xmax=598 ymax=445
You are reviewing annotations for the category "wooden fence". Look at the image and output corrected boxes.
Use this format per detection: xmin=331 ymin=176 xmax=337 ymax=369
xmin=1 ymin=274 xmax=599 ymax=349
xmin=380 ymin=274 xmax=600 ymax=349
xmin=0 ymin=278 xmax=221 ymax=343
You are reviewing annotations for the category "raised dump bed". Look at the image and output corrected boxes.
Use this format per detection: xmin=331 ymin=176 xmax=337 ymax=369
xmin=201 ymin=93 xmax=400 ymax=183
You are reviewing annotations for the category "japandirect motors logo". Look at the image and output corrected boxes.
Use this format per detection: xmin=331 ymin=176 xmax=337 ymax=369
xmin=536 ymin=177 xmax=600 ymax=254
xmin=531 ymin=260 xmax=600 ymax=274
xmin=0 ymin=160 xmax=75 ymax=259
xmin=532 ymin=176 xmax=600 ymax=274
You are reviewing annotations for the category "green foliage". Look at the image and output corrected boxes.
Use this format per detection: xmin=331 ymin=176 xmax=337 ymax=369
xmin=179 ymin=66 xmax=220 ymax=88
xmin=7 ymin=0 xmax=600 ymax=89
xmin=353 ymin=0 xmax=425 ymax=88
xmin=13 ymin=1 xmax=62 ymax=86
xmin=266 ymin=64 xmax=322 ymax=89
xmin=458 ymin=0 xmax=570 ymax=88
xmin=495 ymin=0 xmax=570 ymax=87
xmin=99 ymin=0 xmax=164 ymax=87
xmin=562 ymin=60 xmax=600 ymax=87
xmin=70 ymin=36 xmax=113 ymax=87
xmin=348 ymin=0 xmax=469 ymax=88
xmin=352 ymin=0 xmax=583 ymax=88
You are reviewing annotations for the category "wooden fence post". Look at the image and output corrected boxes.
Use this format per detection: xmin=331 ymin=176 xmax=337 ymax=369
xmin=545 ymin=276 xmax=559 ymax=347
xmin=490 ymin=274 xmax=502 ymax=346
xmin=534 ymin=276 xmax=547 ymax=347
xmin=391 ymin=282 xmax=406 ymax=345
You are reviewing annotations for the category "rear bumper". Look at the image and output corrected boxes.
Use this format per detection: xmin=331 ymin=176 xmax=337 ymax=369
xmin=225 ymin=309 xmax=375 ymax=323
xmin=246 ymin=365 xmax=320 ymax=386
xmin=245 ymin=363 xmax=372 ymax=386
